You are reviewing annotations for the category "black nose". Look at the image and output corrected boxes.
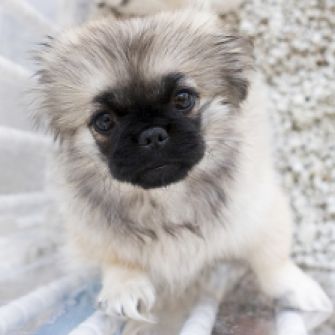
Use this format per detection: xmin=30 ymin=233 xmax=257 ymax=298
xmin=138 ymin=127 xmax=169 ymax=149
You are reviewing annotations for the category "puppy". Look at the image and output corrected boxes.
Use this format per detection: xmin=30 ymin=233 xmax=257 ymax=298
xmin=35 ymin=9 xmax=332 ymax=334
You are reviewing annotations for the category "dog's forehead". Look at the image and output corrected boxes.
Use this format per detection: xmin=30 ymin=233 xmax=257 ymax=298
xmin=58 ymin=29 xmax=208 ymax=114
xmin=70 ymin=13 xmax=215 ymax=90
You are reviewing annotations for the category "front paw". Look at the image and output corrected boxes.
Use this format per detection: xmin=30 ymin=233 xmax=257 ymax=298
xmin=97 ymin=271 xmax=156 ymax=323
xmin=267 ymin=263 xmax=333 ymax=312
xmin=278 ymin=271 xmax=333 ymax=313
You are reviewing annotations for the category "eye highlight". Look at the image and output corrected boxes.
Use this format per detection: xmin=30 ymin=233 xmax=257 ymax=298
xmin=172 ymin=89 xmax=196 ymax=112
xmin=93 ymin=112 xmax=114 ymax=134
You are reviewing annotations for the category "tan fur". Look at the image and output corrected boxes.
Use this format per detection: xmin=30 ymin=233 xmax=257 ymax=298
xmin=35 ymin=10 xmax=332 ymax=335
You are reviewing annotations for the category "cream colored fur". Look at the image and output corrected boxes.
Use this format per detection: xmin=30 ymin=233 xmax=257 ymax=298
xmin=36 ymin=10 xmax=332 ymax=335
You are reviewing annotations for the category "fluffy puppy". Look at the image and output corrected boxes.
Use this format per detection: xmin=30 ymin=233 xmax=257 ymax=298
xmin=35 ymin=9 xmax=332 ymax=334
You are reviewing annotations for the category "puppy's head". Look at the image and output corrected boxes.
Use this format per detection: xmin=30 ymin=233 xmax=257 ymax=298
xmin=36 ymin=11 xmax=253 ymax=190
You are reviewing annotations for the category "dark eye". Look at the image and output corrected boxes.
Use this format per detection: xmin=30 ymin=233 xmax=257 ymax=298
xmin=173 ymin=90 xmax=195 ymax=112
xmin=93 ymin=113 xmax=114 ymax=134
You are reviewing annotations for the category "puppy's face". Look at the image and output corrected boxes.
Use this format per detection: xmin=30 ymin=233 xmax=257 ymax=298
xmin=36 ymin=11 xmax=253 ymax=190
xmin=91 ymin=73 xmax=204 ymax=188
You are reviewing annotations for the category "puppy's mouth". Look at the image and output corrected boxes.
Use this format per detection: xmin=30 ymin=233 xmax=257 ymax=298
xmin=143 ymin=163 xmax=176 ymax=172
xmin=132 ymin=162 xmax=190 ymax=189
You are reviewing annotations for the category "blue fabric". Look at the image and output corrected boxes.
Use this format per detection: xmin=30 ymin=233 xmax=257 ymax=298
xmin=33 ymin=283 xmax=98 ymax=335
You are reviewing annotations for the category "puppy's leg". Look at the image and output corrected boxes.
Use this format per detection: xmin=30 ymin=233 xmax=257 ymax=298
xmin=97 ymin=264 xmax=156 ymax=323
xmin=248 ymin=190 xmax=333 ymax=312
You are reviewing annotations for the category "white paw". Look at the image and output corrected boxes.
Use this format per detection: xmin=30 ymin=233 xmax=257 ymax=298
xmin=270 ymin=264 xmax=333 ymax=312
xmin=97 ymin=272 xmax=156 ymax=323
xmin=280 ymin=274 xmax=333 ymax=312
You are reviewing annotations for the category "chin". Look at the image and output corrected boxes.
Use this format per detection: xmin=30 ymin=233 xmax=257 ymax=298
xmin=131 ymin=163 xmax=192 ymax=189
xmin=111 ymin=161 xmax=200 ymax=189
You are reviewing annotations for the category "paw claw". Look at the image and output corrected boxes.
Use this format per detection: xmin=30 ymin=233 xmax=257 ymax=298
xmin=97 ymin=275 xmax=156 ymax=323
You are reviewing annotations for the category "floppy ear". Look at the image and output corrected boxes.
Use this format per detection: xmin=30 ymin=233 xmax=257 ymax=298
xmin=31 ymin=35 xmax=62 ymax=140
xmin=215 ymin=34 xmax=254 ymax=106
xmin=32 ymin=34 xmax=83 ymax=142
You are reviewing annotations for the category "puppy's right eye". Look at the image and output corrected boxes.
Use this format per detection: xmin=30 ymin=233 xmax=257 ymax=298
xmin=172 ymin=89 xmax=196 ymax=113
xmin=93 ymin=113 xmax=114 ymax=134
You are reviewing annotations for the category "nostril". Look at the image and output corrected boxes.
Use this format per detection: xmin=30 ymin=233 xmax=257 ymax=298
xmin=144 ymin=136 xmax=152 ymax=146
xmin=157 ymin=130 xmax=168 ymax=143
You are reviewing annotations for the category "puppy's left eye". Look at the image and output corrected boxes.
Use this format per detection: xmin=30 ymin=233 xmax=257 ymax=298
xmin=173 ymin=90 xmax=195 ymax=112
xmin=93 ymin=112 xmax=114 ymax=134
